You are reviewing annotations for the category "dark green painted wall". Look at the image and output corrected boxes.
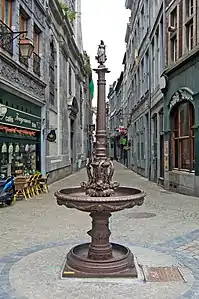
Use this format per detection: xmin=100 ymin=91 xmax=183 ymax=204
xmin=0 ymin=89 xmax=41 ymax=117
xmin=163 ymin=53 xmax=199 ymax=175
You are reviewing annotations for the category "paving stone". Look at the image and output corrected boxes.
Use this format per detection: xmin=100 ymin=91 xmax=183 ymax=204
xmin=1 ymin=162 xmax=199 ymax=298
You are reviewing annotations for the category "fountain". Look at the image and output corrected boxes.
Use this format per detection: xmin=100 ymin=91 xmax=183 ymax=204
xmin=55 ymin=41 xmax=146 ymax=278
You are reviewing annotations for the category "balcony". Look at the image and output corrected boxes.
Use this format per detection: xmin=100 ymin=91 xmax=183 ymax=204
xmin=19 ymin=54 xmax=28 ymax=67
xmin=33 ymin=52 xmax=41 ymax=76
xmin=0 ymin=20 xmax=13 ymax=54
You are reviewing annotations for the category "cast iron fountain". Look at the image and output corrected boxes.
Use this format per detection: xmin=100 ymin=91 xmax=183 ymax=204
xmin=55 ymin=41 xmax=146 ymax=278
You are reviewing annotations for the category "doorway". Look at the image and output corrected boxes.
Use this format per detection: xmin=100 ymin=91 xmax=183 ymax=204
xmin=70 ymin=118 xmax=74 ymax=171
xmin=153 ymin=114 xmax=158 ymax=182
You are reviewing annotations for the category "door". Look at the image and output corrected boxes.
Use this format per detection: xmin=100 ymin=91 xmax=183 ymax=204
xmin=70 ymin=119 xmax=74 ymax=171
xmin=153 ymin=114 xmax=158 ymax=182
xmin=160 ymin=133 xmax=164 ymax=178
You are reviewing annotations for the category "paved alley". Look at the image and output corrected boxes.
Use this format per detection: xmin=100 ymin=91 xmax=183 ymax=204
xmin=1 ymin=162 xmax=199 ymax=299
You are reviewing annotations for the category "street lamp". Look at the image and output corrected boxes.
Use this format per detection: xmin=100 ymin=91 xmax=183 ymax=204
xmin=19 ymin=37 xmax=34 ymax=58
xmin=0 ymin=25 xmax=34 ymax=58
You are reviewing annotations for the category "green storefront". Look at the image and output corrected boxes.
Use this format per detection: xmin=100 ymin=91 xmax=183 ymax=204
xmin=163 ymin=52 xmax=199 ymax=196
xmin=0 ymin=91 xmax=41 ymax=177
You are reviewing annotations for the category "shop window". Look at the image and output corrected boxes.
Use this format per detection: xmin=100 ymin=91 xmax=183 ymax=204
xmin=0 ymin=141 xmax=37 ymax=177
xmin=171 ymin=101 xmax=195 ymax=171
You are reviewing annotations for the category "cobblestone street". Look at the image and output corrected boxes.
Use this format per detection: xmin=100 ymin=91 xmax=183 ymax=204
xmin=1 ymin=162 xmax=199 ymax=299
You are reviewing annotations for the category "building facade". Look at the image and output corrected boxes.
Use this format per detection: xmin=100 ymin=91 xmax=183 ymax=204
xmin=0 ymin=0 xmax=47 ymax=178
xmin=162 ymin=0 xmax=199 ymax=196
xmin=124 ymin=0 xmax=166 ymax=180
xmin=0 ymin=0 xmax=92 ymax=182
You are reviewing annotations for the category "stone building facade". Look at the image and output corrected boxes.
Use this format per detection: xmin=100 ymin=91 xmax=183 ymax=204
xmin=123 ymin=0 xmax=166 ymax=180
xmin=162 ymin=0 xmax=199 ymax=196
xmin=0 ymin=0 xmax=92 ymax=182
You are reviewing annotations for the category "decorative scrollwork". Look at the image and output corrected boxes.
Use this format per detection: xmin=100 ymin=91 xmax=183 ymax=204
xmin=80 ymin=158 xmax=120 ymax=197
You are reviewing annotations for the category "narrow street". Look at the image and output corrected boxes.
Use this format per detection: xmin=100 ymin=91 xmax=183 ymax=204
xmin=1 ymin=162 xmax=199 ymax=299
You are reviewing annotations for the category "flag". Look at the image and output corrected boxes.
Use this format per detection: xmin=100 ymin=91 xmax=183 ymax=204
xmin=89 ymin=79 xmax=94 ymax=99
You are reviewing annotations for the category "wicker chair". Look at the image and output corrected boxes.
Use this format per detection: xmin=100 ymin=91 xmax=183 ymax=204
xmin=14 ymin=176 xmax=29 ymax=201
xmin=39 ymin=173 xmax=49 ymax=193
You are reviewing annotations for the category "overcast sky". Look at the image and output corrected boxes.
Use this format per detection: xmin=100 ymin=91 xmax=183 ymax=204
xmin=81 ymin=0 xmax=129 ymax=106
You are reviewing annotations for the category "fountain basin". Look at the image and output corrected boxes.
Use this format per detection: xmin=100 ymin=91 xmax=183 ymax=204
xmin=55 ymin=186 xmax=146 ymax=278
xmin=55 ymin=186 xmax=145 ymax=213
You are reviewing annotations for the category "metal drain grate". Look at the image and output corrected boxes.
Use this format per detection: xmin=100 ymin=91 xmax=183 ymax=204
xmin=143 ymin=266 xmax=185 ymax=282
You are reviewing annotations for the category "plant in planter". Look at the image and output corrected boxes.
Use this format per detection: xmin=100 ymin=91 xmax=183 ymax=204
xmin=58 ymin=1 xmax=77 ymax=23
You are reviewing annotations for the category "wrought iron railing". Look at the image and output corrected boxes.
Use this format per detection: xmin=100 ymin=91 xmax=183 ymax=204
xmin=0 ymin=20 xmax=13 ymax=54
xmin=33 ymin=52 xmax=41 ymax=76
xmin=19 ymin=53 xmax=28 ymax=67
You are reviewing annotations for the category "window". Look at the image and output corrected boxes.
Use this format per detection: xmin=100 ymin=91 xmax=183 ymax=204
xmin=170 ymin=37 xmax=177 ymax=62
xmin=186 ymin=0 xmax=194 ymax=17
xmin=171 ymin=101 xmax=195 ymax=171
xmin=170 ymin=7 xmax=177 ymax=28
xmin=69 ymin=65 xmax=72 ymax=95
xmin=33 ymin=25 xmax=41 ymax=76
xmin=49 ymin=39 xmax=55 ymax=105
xmin=19 ymin=8 xmax=29 ymax=66
xmin=169 ymin=7 xmax=178 ymax=63
xmin=19 ymin=9 xmax=28 ymax=38
xmin=33 ymin=26 xmax=40 ymax=55
xmin=185 ymin=0 xmax=194 ymax=51
xmin=186 ymin=21 xmax=194 ymax=50
xmin=0 ymin=0 xmax=12 ymax=27
xmin=0 ymin=0 xmax=13 ymax=53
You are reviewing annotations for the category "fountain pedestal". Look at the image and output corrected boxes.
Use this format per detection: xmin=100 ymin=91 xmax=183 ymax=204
xmin=55 ymin=186 xmax=145 ymax=278
xmin=55 ymin=41 xmax=146 ymax=278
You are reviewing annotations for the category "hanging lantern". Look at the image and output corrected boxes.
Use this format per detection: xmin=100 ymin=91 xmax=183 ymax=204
xmin=19 ymin=37 xmax=34 ymax=58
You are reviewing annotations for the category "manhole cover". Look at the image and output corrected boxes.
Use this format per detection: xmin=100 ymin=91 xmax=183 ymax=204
xmin=143 ymin=266 xmax=185 ymax=282
xmin=128 ymin=212 xmax=156 ymax=219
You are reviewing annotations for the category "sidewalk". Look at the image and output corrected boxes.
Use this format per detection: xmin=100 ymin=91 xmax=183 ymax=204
xmin=0 ymin=162 xmax=199 ymax=299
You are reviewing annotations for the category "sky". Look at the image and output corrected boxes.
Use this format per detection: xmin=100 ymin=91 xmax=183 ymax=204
xmin=81 ymin=0 xmax=130 ymax=106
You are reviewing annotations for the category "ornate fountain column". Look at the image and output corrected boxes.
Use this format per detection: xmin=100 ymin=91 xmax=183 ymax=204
xmin=81 ymin=41 xmax=119 ymax=197
xmin=55 ymin=41 xmax=146 ymax=278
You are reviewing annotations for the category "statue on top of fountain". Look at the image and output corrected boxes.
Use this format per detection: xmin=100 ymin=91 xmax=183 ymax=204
xmin=95 ymin=40 xmax=107 ymax=65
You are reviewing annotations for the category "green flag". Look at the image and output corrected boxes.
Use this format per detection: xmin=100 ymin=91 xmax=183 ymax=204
xmin=89 ymin=79 xmax=94 ymax=99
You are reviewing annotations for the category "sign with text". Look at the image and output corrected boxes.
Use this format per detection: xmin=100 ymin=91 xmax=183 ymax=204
xmin=0 ymin=125 xmax=36 ymax=136
xmin=0 ymin=104 xmax=41 ymax=131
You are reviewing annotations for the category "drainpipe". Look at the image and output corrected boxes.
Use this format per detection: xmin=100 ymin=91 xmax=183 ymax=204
xmin=148 ymin=0 xmax=152 ymax=181
xmin=162 ymin=0 xmax=166 ymax=71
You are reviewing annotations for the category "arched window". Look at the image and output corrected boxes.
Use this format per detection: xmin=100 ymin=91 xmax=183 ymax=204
xmin=171 ymin=101 xmax=195 ymax=171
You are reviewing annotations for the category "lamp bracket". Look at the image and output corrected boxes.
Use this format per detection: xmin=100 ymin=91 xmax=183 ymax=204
xmin=0 ymin=30 xmax=27 ymax=46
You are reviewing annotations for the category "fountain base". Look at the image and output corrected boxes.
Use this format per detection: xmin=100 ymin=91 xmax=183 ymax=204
xmin=62 ymin=243 xmax=137 ymax=278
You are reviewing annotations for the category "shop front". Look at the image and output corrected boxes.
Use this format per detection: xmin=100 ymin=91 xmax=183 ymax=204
xmin=163 ymin=54 xmax=199 ymax=196
xmin=0 ymin=104 xmax=41 ymax=177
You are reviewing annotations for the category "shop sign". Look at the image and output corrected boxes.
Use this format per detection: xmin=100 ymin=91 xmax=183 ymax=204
xmin=0 ymin=124 xmax=36 ymax=136
xmin=47 ymin=130 xmax=56 ymax=142
xmin=168 ymin=89 xmax=193 ymax=110
xmin=0 ymin=104 xmax=41 ymax=130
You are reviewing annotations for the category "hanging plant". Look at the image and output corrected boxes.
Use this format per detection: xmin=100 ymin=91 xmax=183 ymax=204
xmin=83 ymin=51 xmax=92 ymax=75
xmin=58 ymin=1 xmax=77 ymax=23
